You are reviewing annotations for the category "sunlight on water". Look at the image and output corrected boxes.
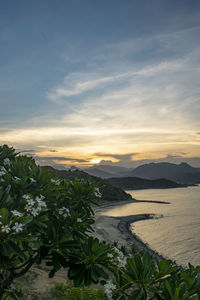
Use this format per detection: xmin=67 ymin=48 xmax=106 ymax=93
xmin=102 ymin=185 xmax=200 ymax=266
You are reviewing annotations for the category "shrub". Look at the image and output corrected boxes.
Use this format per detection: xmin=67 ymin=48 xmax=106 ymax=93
xmin=0 ymin=145 xmax=112 ymax=298
xmin=51 ymin=282 xmax=106 ymax=300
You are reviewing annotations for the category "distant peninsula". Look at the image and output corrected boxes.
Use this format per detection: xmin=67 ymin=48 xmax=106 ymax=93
xmin=106 ymin=176 xmax=188 ymax=190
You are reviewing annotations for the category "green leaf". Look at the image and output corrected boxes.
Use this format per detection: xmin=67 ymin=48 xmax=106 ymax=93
xmin=0 ymin=207 xmax=9 ymax=224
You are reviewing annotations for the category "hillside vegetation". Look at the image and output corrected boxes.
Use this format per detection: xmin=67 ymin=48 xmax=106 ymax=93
xmin=48 ymin=167 xmax=133 ymax=202
xmin=107 ymin=176 xmax=187 ymax=190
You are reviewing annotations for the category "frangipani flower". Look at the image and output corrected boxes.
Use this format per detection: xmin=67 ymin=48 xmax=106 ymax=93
xmin=13 ymin=222 xmax=23 ymax=233
xmin=11 ymin=210 xmax=22 ymax=217
xmin=1 ymin=225 xmax=11 ymax=233
xmin=94 ymin=187 xmax=102 ymax=198
xmin=104 ymin=281 xmax=116 ymax=299
xmin=51 ymin=178 xmax=60 ymax=185
xmin=3 ymin=158 xmax=10 ymax=166
xmin=30 ymin=177 xmax=36 ymax=183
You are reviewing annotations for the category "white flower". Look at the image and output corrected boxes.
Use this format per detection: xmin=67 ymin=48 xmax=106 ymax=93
xmin=13 ymin=222 xmax=23 ymax=233
xmin=51 ymin=178 xmax=60 ymax=185
xmin=3 ymin=158 xmax=10 ymax=166
xmin=25 ymin=204 xmax=32 ymax=212
xmin=0 ymin=166 xmax=7 ymax=173
xmin=0 ymin=171 xmax=6 ymax=176
xmin=23 ymin=194 xmax=31 ymax=200
xmin=58 ymin=207 xmax=69 ymax=218
xmin=63 ymin=213 xmax=68 ymax=218
xmin=37 ymin=200 xmax=46 ymax=208
xmin=27 ymin=199 xmax=35 ymax=206
xmin=11 ymin=210 xmax=22 ymax=217
xmin=1 ymin=225 xmax=11 ymax=233
xmin=104 ymin=281 xmax=116 ymax=299
xmin=77 ymin=218 xmax=82 ymax=223
xmin=107 ymin=253 xmax=114 ymax=258
xmin=94 ymin=187 xmax=102 ymax=198
xmin=14 ymin=176 xmax=21 ymax=181
xmin=113 ymin=247 xmax=126 ymax=267
xmin=31 ymin=207 xmax=39 ymax=216
xmin=30 ymin=177 xmax=36 ymax=183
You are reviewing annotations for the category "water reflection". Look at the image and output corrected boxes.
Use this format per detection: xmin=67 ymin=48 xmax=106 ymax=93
xmin=101 ymin=186 xmax=200 ymax=267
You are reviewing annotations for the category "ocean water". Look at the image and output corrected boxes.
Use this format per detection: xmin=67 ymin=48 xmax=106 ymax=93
xmin=102 ymin=185 xmax=200 ymax=267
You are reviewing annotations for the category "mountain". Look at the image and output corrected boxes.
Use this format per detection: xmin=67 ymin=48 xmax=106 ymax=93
xmin=84 ymin=165 xmax=132 ymax=178
xmin=107 ymin=177 xmax=187 ymax=190
xmin=84 ymin=167 xmax=112 ymax=178
xmin=47 ymin=167 xmax=133 ymax=202
xmin=84 ymin=162 xmax=200 ymax=185
xmin=128 ymin=162 xmax=200 ymax=184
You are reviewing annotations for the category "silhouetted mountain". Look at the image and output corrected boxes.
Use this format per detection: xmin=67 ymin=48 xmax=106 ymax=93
xmin=83 ymin=162 xmax=200 ymax=185
xmin=84 ymin=164 xmax=132 ymax=178
xmin=128 ymin=162 xmax=200 ymax=184
xmin=107 ymin=177 xmax=187 ymax=190
xmin=47 ymin=167 xmax=133 ymax=202
xmin=84 ymin=167 xmax=112 ymax=178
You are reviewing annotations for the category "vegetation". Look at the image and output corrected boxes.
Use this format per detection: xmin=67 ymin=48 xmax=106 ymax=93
xmin=107 ymin=176 xmax=186 ymax=190
xmin=48 ymin=167 xmax=133 ymax=202
xmin=0 ymin=145 xmax=200 ymax=299
xmin=51 ymin=282 xmax=106 ymax=300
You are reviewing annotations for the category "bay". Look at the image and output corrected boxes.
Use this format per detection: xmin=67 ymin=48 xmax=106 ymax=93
xmin=102 ymin=185 xmax=200 ymax=267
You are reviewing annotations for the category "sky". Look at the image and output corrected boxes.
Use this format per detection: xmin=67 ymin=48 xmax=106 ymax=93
xmin=1 ymin=0 xmax=200 ymax=169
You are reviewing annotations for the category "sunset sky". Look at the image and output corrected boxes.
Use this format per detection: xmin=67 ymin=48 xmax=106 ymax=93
xmin=1 ymin=0 xmax=200 ymax=168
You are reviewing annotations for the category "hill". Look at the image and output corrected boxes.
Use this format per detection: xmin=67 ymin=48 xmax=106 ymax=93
xmin=129 ymin=162 xmax=200 ymax=184
xmin=47 ymin=167 xmax=133 ymax=202
xmin=84 ymin=167 xmax=112 ymax=178
xmin=84 ymin=165 xmax=132 ymax=178
xmin=107 ymin=177 xmax=187 ymax=190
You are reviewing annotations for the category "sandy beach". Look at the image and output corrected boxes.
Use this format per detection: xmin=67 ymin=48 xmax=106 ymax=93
xmin=93 ymin=200 xmax=166 ymax=261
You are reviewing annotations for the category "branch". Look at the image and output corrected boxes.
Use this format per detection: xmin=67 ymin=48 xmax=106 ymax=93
xmin=14 ymin=258 xmax=35 ymax=278
xmin=4 ymin=289 xmax=21 ymax=300
xmin=13 ymin=256 xmax=33 ymax=270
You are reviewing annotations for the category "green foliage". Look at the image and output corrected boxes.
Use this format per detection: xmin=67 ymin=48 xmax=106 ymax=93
xmin=2 ymin=284 xmax=24 ymax=300
xmin=109 ymin=252 xmax=200 ymax=300
xmin=48 ymin=167 xmax=132 ymax=202
xmin=0 ymin=145 xmax=200 ymax=300
xmin=51 ymin=282 xmax=106 ymax=300
xmin=0 ymin=145 xmax=108 ymax=298
xmin=67 ymin=237 xmax=111 ymax=286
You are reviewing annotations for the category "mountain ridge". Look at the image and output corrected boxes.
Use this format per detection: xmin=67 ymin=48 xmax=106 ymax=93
xmin=83 ymin=162 xmax=200 ymax=184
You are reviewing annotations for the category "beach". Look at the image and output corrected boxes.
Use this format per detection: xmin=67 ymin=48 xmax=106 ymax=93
xmin=93 ymin=200 xmax=166 ymax=261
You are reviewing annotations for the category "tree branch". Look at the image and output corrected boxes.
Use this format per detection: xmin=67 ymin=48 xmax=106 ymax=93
xmin=4 ymin=289 xmax=21 ymax=300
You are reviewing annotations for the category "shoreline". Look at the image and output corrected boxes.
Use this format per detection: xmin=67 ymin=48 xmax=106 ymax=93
xmin=93 ymin=199 xmax=169 ymax=262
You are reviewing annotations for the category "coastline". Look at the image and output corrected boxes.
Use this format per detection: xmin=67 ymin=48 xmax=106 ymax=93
xmin=93 ymin=199 xmax=168 ymax=261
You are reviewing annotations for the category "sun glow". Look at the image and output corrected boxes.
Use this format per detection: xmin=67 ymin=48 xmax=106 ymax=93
xmin=91 ymin=159 xmax=101 ymax=164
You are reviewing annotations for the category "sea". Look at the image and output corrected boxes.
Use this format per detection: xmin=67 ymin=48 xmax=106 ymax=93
xmin=102 ymin=185 xmax=200 ymax=267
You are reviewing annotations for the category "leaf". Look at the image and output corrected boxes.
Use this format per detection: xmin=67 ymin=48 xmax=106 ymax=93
xmin=0 ymin=207 xmax=9 ymax=224
xmin=8 ymin=241 xmax=27 ymax=260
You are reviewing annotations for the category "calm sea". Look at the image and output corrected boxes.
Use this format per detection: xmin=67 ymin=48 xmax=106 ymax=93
xmin=103 ymin=185 xmax=200 ymax=267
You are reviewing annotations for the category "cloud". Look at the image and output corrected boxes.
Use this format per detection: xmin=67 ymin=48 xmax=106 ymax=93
xmin=97 ymin=154 xmax=200 ymax=168
xmin=95 ymin=152 xmax=138 ymax=163
xmin=1 ymin=26 xmax=200 ymax=167
xmin=16 ymin=149 xmax=36 ymax=153
xmin=47 ymin=72 xmax=120 ymax=102
xmin=34 ymin=155 xmax=88 ymax=163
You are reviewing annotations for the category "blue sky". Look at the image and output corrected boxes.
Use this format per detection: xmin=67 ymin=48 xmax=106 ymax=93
xmin=1 ymin=0 xmax=200 ymax=168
